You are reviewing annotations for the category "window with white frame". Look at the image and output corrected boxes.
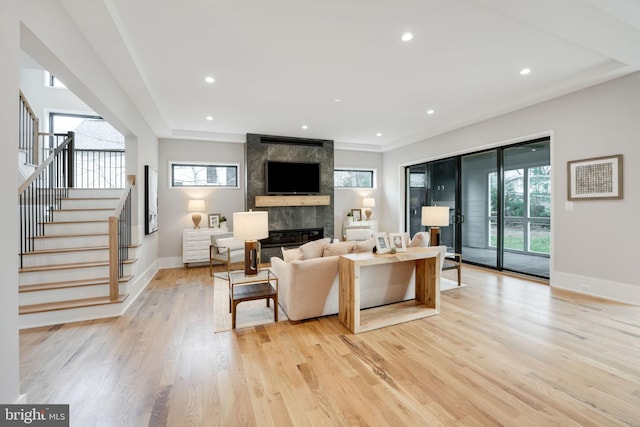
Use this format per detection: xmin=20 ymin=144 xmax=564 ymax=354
xmin=334 ymin=168 xmax=375 ymax=188
xmin=170 ymin=162 xmax=239 ymax=188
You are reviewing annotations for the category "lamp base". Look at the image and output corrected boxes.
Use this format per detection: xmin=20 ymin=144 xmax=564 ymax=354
xmin=192 ymin=213 xmax=202 ymax=229
xmin=429 ymin=227 xmax=441 ymax=247
xmin=244 ymin=240 xmax=260 ymax=276
xmin=364 ymin=208 xmax=372 ymax=220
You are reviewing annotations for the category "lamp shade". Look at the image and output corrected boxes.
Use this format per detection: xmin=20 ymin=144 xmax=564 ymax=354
xmin=187 ymin=199 xmax=205 ymax=212
xmin=233 ymin=211 xmax=269 ymax=241
xmin=421 ymin=206 xmax=449 ymax=227
xmin=362 ymin=197 xmax=376 ymax=208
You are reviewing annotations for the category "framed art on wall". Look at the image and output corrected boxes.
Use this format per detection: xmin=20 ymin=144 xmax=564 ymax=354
xmin=567 ymin=154 xmax=623 ymax=201
xmin=144 ymin=165 xmax=158 ymax=234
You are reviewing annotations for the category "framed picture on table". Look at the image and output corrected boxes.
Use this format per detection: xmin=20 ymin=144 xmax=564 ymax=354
xmin=208 ymin=213 xmax=221 ymax=228
xmin=351 ymin=209 xmax=362 ymax=221
xmin=374 ymin=232 xmax=390 ymax=254
xmin=388 ymin=233 xmax=406 ymax=252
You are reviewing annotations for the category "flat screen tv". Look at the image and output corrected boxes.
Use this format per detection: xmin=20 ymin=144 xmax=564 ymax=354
xmin=266 ymin=161 xmax=321 ymax=194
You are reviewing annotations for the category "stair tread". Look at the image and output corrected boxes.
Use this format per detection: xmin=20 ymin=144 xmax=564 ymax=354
xmin=22 ymin=244 xmax=140 ymax=256
xmin=41 ymin=219 xmax=108 ymax=224
xmin=33 ymin=232 xmax=109 ymax=240
xmin=19 ymin=275 xmax=133 ymax=292
xmin=19 ymin=294 xmax=129 ymax=315
xmin=63 ymin=197 xmax=119 ymax=200
xmin=20 ymin=258 xmax=138 ymax=273
xmin=57 ymin=208 xmax=114 ymax=211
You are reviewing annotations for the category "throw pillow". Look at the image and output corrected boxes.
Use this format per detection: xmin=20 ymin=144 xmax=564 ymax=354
xmin=299 ymin=238 xmax=331 ymax=260
xmin=352 ymin=238 xmax=376 ymax=253
xmin=323 ymin=241 xmax=355 ymax=257
xmin=281 ymin=247 xmax=302 ymax=262
xmin=408 ymin=232 xmax=430 ymax=248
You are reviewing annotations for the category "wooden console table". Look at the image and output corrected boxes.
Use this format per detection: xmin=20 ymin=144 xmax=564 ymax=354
xmin=338 ymin=247 xmax=441 ymax=334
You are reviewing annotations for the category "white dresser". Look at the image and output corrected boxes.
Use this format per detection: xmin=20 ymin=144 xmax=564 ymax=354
xmin=183 ymin=228 xmax=219 ymax=267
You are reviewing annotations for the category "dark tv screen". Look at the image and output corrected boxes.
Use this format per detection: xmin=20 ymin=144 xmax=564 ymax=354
xmin=266 ymin=161 xmax=321 ymax=194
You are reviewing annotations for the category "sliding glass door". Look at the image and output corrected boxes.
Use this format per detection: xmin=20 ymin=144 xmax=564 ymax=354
xmin=406 ymin=138 xmax=550 ymax=279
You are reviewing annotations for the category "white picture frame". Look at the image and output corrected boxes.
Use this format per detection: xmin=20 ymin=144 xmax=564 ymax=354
xmin=388 ymin=233 xmax=406 ymax=252
xmin=374 ymin=232 xmax=390 ymax=254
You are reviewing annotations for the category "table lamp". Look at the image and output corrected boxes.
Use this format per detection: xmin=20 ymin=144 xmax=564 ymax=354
xmin=421 ymin=206 xmax=449 ymax=246
xmin=362 ymin=197 xmax=375 ymax=220
xmin=233 ymin=210 xmax=269 ymax=276
xmin=187 ymin=199 xmax=205 ymax=229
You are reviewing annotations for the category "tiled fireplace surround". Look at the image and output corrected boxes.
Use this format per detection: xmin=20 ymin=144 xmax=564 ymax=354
xmin=245 ymin=133 xmax=335 ymax=262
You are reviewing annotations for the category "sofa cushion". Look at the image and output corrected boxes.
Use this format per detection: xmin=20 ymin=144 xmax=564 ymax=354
xmin=299 ymin=238 xmax=331 ymax=260
xmin=282 ymin=247 xmax=303 ymax=262
xmin=323 ymin=241 xmax=355 ymax=257
xmin=408 ymin=232 xmax=430 ymax=248
xmin=352 ymin=238 xmax=375 ymax=253
xmin=215 ymin=237 xmax=245 ymax=254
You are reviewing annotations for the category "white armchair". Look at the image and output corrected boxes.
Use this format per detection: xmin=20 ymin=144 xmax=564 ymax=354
xmin=209 ymin=236 xmax=245 ymax=277
xmin=345 ymin=228 xmax=374 ymax=241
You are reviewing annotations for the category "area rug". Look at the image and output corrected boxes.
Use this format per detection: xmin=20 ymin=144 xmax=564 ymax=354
xmin=213 ymin=277 xmax=288 ymax=333
xmin=214 ymin=276 xmax=465 ymax=332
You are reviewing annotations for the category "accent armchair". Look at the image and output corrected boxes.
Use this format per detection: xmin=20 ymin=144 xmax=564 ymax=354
xmin=209 ymin=236 xmax=245 ymax=278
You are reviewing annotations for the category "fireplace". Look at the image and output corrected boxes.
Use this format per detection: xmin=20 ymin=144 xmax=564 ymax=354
xmin=261 ymin=228 xmax=324 ymax=249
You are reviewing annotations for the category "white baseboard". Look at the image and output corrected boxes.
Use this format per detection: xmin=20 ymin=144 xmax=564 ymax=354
xmin=119 ymin=260 xmax=159 ymax=313
xmin=160 ymin=256 xmax=184 ymax=269
xmin=551 ymin=270 xmax=640 ymax=306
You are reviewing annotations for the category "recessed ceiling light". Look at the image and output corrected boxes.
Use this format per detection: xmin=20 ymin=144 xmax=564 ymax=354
xmin=427 ymin=109 xmax=435 ymax=115
xmin=376 ymin=132 xmax=382 ymax=137
xmin=520 ymin=68 xmax=531 ymax=75
xmin=206 ymin=116 xmax=213 ymax=121
xmin=334 ymin=98 xmax=342 ymax=102
xmin=302 ymin=125 xmax=308 ymax=130
xmin=205 ymin=76 xmax=215 ymax=83
xmin=401 ymin=32 xmax=413 ymax=42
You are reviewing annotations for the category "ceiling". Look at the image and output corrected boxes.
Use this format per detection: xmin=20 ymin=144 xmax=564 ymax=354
xmin=57 ymin=0 xmax=640 ymax=151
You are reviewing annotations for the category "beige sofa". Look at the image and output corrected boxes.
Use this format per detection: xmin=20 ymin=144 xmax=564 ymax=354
xmin=270 ymin=238 xmax=446 ymax=321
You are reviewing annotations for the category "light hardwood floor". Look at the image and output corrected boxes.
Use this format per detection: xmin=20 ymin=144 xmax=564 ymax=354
xmin=19 ymin=265 xmax=640 ymax=426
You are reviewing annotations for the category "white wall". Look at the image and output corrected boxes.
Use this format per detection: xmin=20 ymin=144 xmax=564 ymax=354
xmin=383 ymin=72 xmax=640 ymax=304
xmin=334 ymin=150 xmax=383 ymax=237
xmin=0 ymin=0 xmax=22 ymax=405
xmin=19 ymin=64 xmax=94 ymax=132
xmin=158 ymin=138 xmax=246 ymax=266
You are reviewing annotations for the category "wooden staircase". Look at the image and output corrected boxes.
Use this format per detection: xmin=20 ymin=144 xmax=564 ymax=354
xmin=18 ymin=188 xmax=138 ymax=329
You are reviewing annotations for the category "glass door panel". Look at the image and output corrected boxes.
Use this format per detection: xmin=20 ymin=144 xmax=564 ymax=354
xmin=461 ymin=150 xmax=497 ymax=268
xmin=406 ymin=158 xmax=457 ymax=252
xmin=502 ymin=141 xmax=550 ymax=277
